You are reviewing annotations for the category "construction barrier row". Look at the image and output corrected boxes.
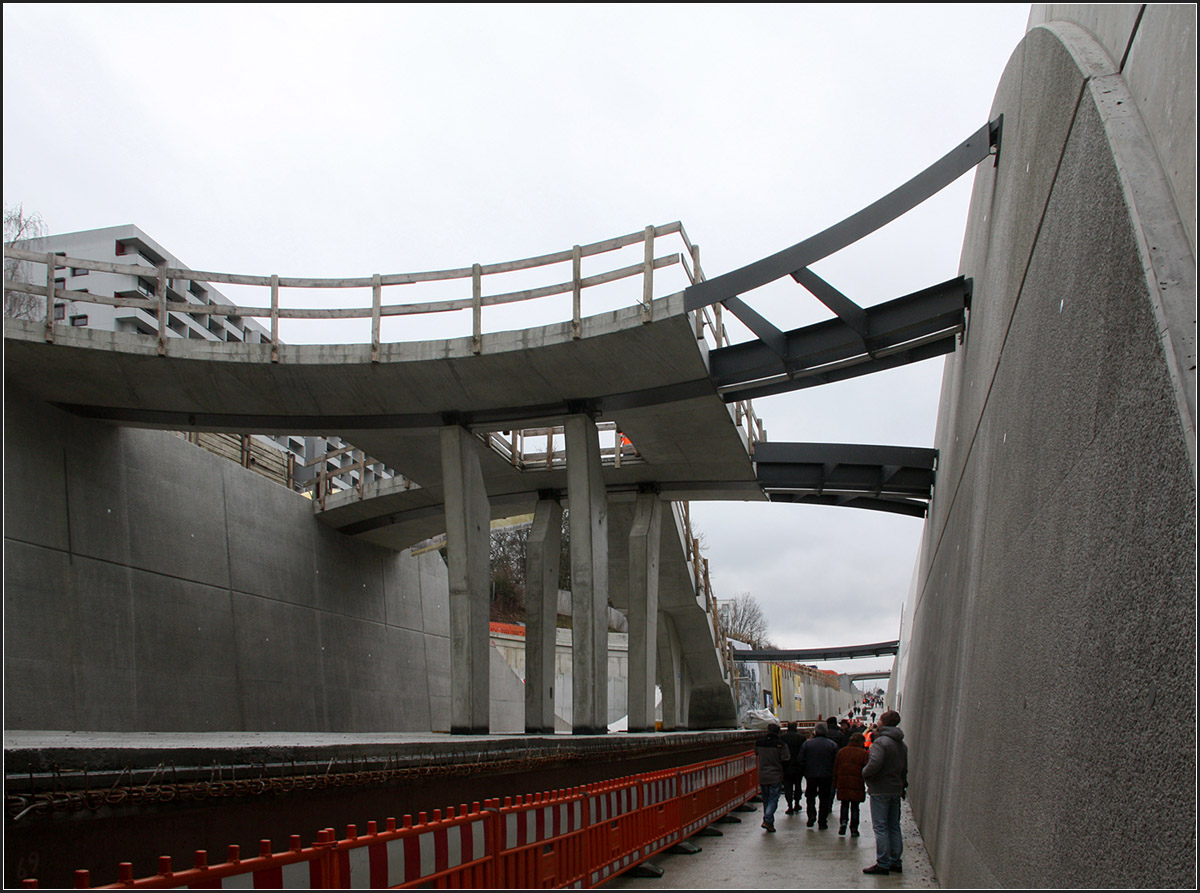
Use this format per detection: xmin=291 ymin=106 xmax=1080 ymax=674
xmin=30 ymin=750 xmax=757 ymax=890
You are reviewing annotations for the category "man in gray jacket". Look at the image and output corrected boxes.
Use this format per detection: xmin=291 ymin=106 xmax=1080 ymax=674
xmin=861 ymin=710 xmax=908 ymax=875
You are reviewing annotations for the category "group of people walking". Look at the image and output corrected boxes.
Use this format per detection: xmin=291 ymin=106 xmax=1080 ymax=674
xmin=754 ymin=710 xmax=908 ymax=876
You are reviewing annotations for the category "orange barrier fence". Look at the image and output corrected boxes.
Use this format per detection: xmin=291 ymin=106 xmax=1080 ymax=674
xmin=45 ymin=751 xmax=756 ymax=890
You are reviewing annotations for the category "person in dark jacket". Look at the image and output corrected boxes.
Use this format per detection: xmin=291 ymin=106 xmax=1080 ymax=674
xmin=824 ymin=716 xmax=846 ymax=748
xmin=797 ymin=722 xmax=838 ymax=829
xmin=755 ymin=723 xmax=790 ymax=832
xmin=861 ymin=710 xmax=908 ymax=875
xmin=780 ymin=721 xmax=807 ymax=815
xmin=834 ymin=731 xmax=869 ymax=836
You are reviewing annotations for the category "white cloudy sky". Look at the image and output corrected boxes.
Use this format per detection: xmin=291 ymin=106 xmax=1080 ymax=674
xmin=4 ymin=4 xmax=1033 ymax=679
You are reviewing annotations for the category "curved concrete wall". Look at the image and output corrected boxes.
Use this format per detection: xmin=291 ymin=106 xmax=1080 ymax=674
xmin=904 ymin=9 xmax=1195 ymax=889
xmin=4 ymin=390 xmax=452 ymax=733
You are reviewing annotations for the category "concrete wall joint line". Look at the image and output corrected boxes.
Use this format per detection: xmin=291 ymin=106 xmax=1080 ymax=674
xmin=1117 ymin=5 xmax=1147 ymax=72
xmin=62 ymin=448 xmax=73 ymax=564
xmin=221 ymin=469 xmax=248 ymax=731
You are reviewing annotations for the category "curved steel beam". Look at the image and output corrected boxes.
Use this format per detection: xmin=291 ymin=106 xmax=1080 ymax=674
xmin=683 ymin=118 xmax=1001 ymax=313
xmin=732 ymin=640 xmax=900 ymax=662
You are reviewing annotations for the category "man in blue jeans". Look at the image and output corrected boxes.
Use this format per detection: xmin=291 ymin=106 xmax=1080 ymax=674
xmin=860 ymin=710 xmax=908 ymax=874
xmin=754 ymin=722 xmax=790 ymax=832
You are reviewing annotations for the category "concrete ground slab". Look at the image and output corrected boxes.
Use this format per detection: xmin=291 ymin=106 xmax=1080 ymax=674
xmin=602 ymin=797 xmax=938 ymax=889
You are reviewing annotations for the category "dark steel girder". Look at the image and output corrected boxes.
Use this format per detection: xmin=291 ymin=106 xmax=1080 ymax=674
xmin=709 ymin=276 xmax=969 ymax=401
xmin=684 ymin=118 xmax=1000 ymax=315
xmin=681 ymin=117 xmax=999 ymax=397
xmin=764 ymin=492 xmax=929 ymax=518
xmin=753 ymin=443 xmax=937 ymax=518
xmin=733 ymin=640 xmax=900 ymax=662
xmin=755 ymin=442 xmax=936 ymax=495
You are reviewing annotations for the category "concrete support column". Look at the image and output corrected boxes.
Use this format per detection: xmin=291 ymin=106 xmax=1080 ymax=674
xmin=627 ymin=493 xmax=662 ymax=732
xmin=565 ymin=414 xmax=608 ymax=734
xmin=440 ymin=425 xmax=491 ymax=734
xmin=525 ymin=497 xmax=562 ymax=734
xmin=656 ymin=611 xmax=681 ymax=731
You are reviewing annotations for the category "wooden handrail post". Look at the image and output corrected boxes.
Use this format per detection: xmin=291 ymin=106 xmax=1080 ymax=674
xmin=157 ymin=264 xmax=168 ymax=356
xmin=571 ymin=244 xmax=582 ymax=339
xmin=270 ymin=274 xmax=280 ymax=362
xmin=471 ymin=263 xmax=482 ymax=354
xmin=371 ymin=273 xmax=382 ymax=362
xmin=43 ymin=253 xmax=55 ymax=342
xmin=642 ymin=226 xmax=654 ymax=323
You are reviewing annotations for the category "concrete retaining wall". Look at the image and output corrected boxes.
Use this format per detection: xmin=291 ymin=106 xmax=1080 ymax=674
xmin=903 ymin=7 xmax=1195 ymax=888
xmin=732 ymin=661 xmax=851 ymax=725
xmin=4 ymin=389 xmax=452 ymax=733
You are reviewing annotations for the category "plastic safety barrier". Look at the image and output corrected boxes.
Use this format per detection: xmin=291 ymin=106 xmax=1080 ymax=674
xmin=48 ymin=750 xmax=756 ymax=889
xmin=492 ymin=789 xmax=587 ymax=888
xmin=329 ymin=807 xmax=494 ymax=889
xmin=87 ymin=833 xmax=335 ymax=889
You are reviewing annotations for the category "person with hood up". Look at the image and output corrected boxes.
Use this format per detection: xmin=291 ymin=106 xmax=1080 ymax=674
xmin=861 ymin=710 xmax=908 ymax=875
xmin=797 ymin=722 xmax=838 ymax=829
xmin=754 ymin=722 xmax=790 ymax=832
xmin=780 ymin=721 xmax=808 ymax=815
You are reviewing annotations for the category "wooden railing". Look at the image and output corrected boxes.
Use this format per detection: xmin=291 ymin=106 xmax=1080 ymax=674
xmin=5 ymin=222 xmax=693 ymax=358
xmin=6 ymin=221 xmax=765 ymax=451
xmin=480 ymin=421 xmax=641 ymax=471
xmin=675 ymin=501 xmax=736 ymax=685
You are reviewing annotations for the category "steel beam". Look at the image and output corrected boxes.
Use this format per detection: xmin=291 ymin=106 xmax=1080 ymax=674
xmin=755 ymin=442 xmax=937 ymax=515
xmin=683 ymin=118 xmax=1000 ymax=312
xmin=709 ymin=276 xmax=969 ymax=399
xmin=733 ymin=640 xmax=900 ymax=662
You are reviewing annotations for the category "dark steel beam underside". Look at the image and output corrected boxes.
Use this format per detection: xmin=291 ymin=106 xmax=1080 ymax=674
xmin=681 ymin=118 xmax=999 ymax=401
xmin=754 ymin=441 xmax=937 ymax=518
xmin=709 ymin=276 xmax=969 ymax=401
xmin=733 ymin=640 xmax=900 ymax=662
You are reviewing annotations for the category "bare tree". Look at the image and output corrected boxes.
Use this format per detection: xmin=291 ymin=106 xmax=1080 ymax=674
xmin=490 ymin=522 xmax=531 ymax=623
xmin=4 ymin=203 xmax=49 ymax=320
xmin=719 ymin=592 xmax=775 ymax=648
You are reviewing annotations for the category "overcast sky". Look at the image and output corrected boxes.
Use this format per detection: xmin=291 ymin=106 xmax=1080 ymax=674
xmin=4 ymin=4 xmax=1033 ymax=681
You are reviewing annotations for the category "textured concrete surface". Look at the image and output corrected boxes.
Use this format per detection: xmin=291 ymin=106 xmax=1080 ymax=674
xmin=904 ymin=12 xmax=1196 ymax=889
xmin=602 ymin=796 xmax=937 ymax=889
xmin=1029 ymin=4 xmax=1196 ymax=257
xmin=3 ymin=389 xmax=451 ymax=734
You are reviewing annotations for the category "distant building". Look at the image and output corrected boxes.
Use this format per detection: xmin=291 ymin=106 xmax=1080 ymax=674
xmin=12 ymin=224 xmax=394 ymax=493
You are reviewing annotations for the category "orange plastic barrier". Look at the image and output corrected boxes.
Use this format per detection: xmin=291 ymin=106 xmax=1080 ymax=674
xmin=329 ymin=806 xmax=494 ymax=888
xmin=492 ymin=789 xmax=588 ymax=888
xmin=89 ymin=833 xmax=334 ymax=889
xmin=53 ymin=750 xmax=757 ymax=890
xmin=628 ymin=770 xmax=683 ymax=866
xmin=584 ymin=776 xmax=643 ymax=886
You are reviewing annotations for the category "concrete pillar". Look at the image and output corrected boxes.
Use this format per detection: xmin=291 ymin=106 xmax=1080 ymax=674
xmin=627 ymin=493 xmax=662 ymax=732
xmin=565 ymin=414 xmax=608 ymax=734
xmin=440 ymin=425 xmax=491 ymax=734
xmin=525 ymin=497 xmax=562 ymax=734
xmin=656 ymin=611 xmax=681 ymax=731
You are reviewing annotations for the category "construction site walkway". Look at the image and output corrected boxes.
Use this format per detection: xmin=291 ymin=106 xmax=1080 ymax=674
xmin=602 ymin=795 xmax=938 ymax=889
